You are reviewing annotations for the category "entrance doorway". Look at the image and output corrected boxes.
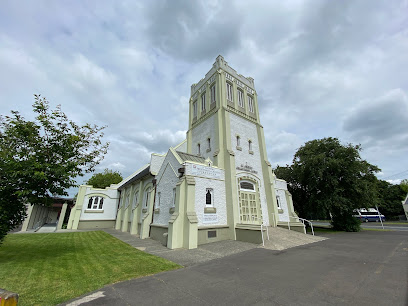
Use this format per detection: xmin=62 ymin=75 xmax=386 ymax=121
xmin=238 ymin=180 xmax=262 ymax=224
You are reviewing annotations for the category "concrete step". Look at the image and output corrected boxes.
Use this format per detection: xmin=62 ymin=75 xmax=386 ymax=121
xmin=262 ymin=226 xmax=327 ymax=251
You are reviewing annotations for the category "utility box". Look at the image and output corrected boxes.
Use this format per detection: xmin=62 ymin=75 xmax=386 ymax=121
xmin=0 ymin=288 xmax=19 ymax=306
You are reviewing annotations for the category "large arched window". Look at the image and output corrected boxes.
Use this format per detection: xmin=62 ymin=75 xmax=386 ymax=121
xmin=87 ymin=196 xmax=104 ymax=210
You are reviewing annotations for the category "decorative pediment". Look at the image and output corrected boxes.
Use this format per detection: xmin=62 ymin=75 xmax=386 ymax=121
xmin=205 ymin=158 xmax=213 ymax=167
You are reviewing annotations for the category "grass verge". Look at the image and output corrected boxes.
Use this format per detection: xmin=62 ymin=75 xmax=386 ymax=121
xmin=0 ymin=231 xmax=181 ymax=305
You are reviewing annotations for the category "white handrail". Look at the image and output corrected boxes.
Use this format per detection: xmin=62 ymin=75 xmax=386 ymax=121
xmin=298 ymin=217 xmax=314 ymax=236
xmin=251 ymin=216 xmax=269 ymax=246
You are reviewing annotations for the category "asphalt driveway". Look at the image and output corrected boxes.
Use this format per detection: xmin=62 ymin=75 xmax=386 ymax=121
xmin=64 ymin=231 xmax=408 ymax=306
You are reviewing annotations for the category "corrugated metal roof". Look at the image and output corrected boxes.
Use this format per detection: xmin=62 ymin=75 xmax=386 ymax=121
xmin=176 ymin=151 xmax=206 ymax=164
xmin=118 ymin=166 xmax=152 ymax=190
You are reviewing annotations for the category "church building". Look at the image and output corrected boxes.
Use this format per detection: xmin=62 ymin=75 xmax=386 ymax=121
xmin=67 ymin=56 xmax=304 ymax=249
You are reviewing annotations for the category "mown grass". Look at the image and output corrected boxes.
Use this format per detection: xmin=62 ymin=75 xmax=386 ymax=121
xmin=0 ymin=231 xmax=181 ymax=305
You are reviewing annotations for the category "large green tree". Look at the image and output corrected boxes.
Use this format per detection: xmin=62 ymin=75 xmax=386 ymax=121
xmin=376 ymin=180 xmax=405 ymax=220
xmin=275 ymin=137 xmax=379 ymax=231
xmin=0 ymin=95 xmax=109 ymax=242
xmin=400 ymin=179 xmax=408 ymax=193
xmin=86 ymin=169 xmax=123 ymax=189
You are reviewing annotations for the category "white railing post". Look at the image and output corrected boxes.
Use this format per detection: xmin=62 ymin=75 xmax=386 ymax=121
xmin=298 ymin=217 xmax=315 ymax=236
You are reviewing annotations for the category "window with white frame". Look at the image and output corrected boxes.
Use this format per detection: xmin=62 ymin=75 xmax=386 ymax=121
xmin=201 ymin=93 xmax=206 ymax=111
xmin=226 ymin=82 xmax=233 ymax=102
xmin=238 ymin=90 xmax=244 ymax=108
xmin=156 ymin=192 xmax=161 ymax=209
xmin=206 ymin=188 xmax=214 ymax=207
xmin=210 ymin=84 xmax=216 ymax=103
xmin=143 ymin=189 xmax=150 ymax=208
xmin=248 ymin=95 xmax=254 ymax=113
xmin=172 ymin=188 xmax=176 ymax=207
xmin=87 ymin=196 xmax=104 ymax=210
xmin=276 ymin=195 xmax=281 ymax=209
xmin=132 ymin=191 xmax=139 ymax=210
xmin=193 ymin=101 xmax=197 ymax=118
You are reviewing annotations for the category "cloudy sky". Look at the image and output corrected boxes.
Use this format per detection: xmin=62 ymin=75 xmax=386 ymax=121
xmin=1 ymin=0 xmax=407 ymax=194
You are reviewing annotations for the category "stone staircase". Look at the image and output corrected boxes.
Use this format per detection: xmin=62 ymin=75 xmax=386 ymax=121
xmin=262 ymin=226 xmax=327 ymax=251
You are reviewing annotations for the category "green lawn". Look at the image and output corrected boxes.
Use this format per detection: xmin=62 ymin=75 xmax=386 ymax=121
xmin=0 ymin=231 xmax=181 ymax=305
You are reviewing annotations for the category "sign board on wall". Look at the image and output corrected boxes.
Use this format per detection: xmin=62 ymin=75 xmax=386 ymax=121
xmin=191 ymin=164 xmax=222 ymax=179
xmin=203 ymin=214 xmax=218 ymax=224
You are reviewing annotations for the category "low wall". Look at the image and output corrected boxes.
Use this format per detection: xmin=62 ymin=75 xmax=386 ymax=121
xmin=77 ymin=220 xmax=116 ymax=230
xmin=197 ymin=226 xmax=232 ymax=245
xmin=235 ymin=228 xmax=263 ymax=244
xmin=150 ymin=225 xmax=168 ymax=246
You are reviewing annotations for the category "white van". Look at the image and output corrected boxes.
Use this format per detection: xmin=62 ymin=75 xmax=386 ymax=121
xmin=353 ymin=208 xmax=385 ymax=222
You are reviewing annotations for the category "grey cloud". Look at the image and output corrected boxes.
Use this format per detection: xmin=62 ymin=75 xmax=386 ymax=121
xmin=128 ymin=129 xmax=186 ymax=154
xmin=146 ymin=0 xmax=242 ymax=61
xmin=343 ymin=89 xmax=408 ymax=148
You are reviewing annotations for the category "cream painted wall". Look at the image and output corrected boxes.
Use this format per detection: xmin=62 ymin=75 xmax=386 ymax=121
xmin=80 ymin=187 xmax=119 ymax=221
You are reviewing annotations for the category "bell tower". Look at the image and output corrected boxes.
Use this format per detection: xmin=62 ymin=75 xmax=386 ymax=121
xmin=186 ymin=56 xmax=279 ymax=234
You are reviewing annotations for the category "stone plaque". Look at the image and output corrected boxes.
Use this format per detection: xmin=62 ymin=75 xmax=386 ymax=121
xmin=203 ymin=214 xmax=218 ymax=224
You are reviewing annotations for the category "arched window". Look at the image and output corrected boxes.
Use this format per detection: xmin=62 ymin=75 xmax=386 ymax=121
xmin=248 ymin=140 xmax=253 ymax=152
xmin=156 ymin=192 xmax=161 ymax=209
xmin=236 ymin=136 xmax=240 ymax=147
xmin=240 ymin=181 xmax=255 ymax=191
xmin=143 ymin=188 xmax=151 ymax=208
xmin=87 ymin=196 xmax=104 ymax=210
xmin=206 ymin=188 xmax=213 ymax=206
xmin=276 ymin=195 xmax=281 ymax=209
xmin=132 ymin=191 xmax=139 ymax=210
xmin=172 ymin=188 xmax=177 ymax=207
xmin=124 ymin=193 xmax=130 ymax=208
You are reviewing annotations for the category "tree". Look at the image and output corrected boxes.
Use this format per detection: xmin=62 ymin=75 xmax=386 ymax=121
xmin=400 ymin=179 xmax=408 ymax=194
xmin=275 ymin=137 xmax=379 ymax=231
xmin=0 ymin=95 xmax=109 ymax=243
xmin=86 ymin=169 xmax=123 ymax=189
xmin=377 ymin=180 xmax=405 ymax=220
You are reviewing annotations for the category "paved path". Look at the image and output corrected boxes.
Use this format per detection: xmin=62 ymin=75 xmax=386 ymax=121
xmin=102 ymin=228 xmax=259 ymax=267
xmin=63 ymin=231 xmax=408 ymax=306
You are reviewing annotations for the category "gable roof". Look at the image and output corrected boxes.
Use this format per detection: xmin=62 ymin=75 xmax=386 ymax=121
xmin=176 ymin=151 xmax=206 ymax=164
xmin=117 ymin=164 xmax=152 ymax=190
